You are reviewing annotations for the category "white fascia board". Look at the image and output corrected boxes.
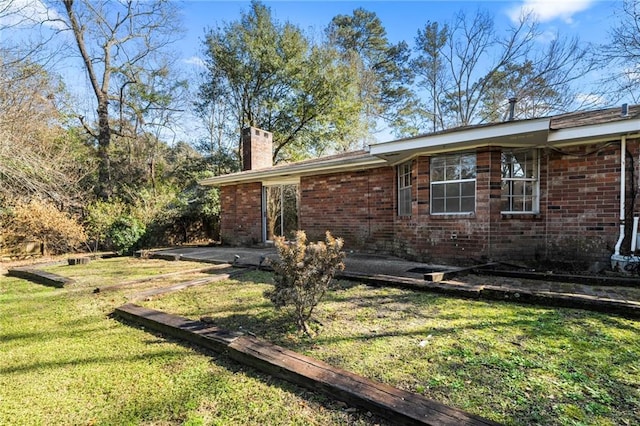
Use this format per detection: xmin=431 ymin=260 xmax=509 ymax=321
xmin=199 ymin=155 xmax=387 ymax=187
xmin=370 ymin=118 xmax=550 ymax=156
xmin=547 ymin=118 xmax=640 ymax=145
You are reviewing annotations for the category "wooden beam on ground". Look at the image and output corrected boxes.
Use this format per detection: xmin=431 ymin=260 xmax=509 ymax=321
xmin=95 ymin=264 xmax=233 ymax=293
xmin=127 ymin=268 xmax=252 ymax=301
xmin=114 ymin=303 xmax=500 ymax=426
xmin=474 ymin=269 xmax=640 ymax=287
xmin=7 ymin=267 xmax=74 ymax=288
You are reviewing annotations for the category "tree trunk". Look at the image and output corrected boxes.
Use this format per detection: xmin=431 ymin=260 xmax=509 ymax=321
xmin=96 ymin=101 xmax=112 ymax=200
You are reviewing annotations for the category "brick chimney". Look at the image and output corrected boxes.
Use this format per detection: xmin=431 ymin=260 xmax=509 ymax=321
xmin=242 ymin=127 xmax=273 ymax=171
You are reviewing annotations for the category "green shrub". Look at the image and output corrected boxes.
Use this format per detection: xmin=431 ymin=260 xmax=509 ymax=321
xmin=265 ymin=230 xmax=345 ymax=336
xmin=107 ymin=215 xmax=146 ymax=255
xmin=85 ymin=200 xmax=127 ymax=251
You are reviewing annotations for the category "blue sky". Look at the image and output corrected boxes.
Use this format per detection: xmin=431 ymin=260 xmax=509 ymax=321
xmin=177 ymin=0 xmax=619 ymax=65
xmin=0 ymin=0 xmax=624 ymax=143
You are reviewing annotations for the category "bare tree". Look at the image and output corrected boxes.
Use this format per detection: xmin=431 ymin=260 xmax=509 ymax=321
xmin=0 ymin=61 xmax=94 ymax=207
xmin=0 ymin=0 xmax=62 ymax=84
xmin=597 ymin=0 xmax=640 ymax=103
xmin=412 ymin=9 xmax=592 ymax=129
xmin=56 ymin=0 xmax=183 ymax=199
xmin=412 ymin=21 xmax=449 ymax=132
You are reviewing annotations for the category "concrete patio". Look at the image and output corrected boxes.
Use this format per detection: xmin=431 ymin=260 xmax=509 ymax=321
xmin=148 ymin=246 xmax=640 ymax=319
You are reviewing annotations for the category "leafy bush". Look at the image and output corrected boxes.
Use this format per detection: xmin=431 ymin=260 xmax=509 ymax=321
xmin=107 ymin=215 xmax=146 ymax=255
xmin=3 ymin=199 xmax=87 ymax=255
xmin=85 ymin=199 xmax=127 ymax=251
xmin=265 ymin=230 xmax=345 ymax=336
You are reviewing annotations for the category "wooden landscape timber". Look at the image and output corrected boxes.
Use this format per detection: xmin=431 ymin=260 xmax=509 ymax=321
xmin=114 ymin=303 xmax=500 ymax=426
xmin=94 ymin=263 xmax=233 ymax=293
xmin=126 ymin=268 xmax=251 ymax=302
xmin=473 ymin=268 xmax=640 ymax=287
xmin=7 ymin=267 xmax=74 ymax=288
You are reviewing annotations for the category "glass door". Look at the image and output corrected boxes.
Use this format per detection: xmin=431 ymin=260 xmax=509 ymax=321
xmin=263 ymin=184 xmax=299 ymax=242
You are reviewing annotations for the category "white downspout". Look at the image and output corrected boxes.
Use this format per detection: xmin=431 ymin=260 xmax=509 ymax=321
xmin=631 ymin=216 xmax=639 ymax=252
xmin=614 ymin=135 xmax=627 ymax=256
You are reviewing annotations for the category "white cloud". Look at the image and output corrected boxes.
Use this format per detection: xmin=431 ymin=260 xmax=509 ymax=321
xmin=576 ymin=93 xmax=608 ymax=107
xmin=508 ymin=0 xmax=595 ymax=24
xmin=183 ymin=56 xmax=206 ymax=68
xmin=0 ymin=0 xmax=65 ymax=30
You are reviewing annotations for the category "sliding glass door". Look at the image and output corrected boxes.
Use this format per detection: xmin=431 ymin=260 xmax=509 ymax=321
xmin=263 ymin=184 xmax=299 ymax=241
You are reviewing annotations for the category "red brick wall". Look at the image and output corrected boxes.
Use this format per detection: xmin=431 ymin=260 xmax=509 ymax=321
xmin=220 ymin=138 xmax=638 ymax=265
xmin=299 ymin=167 xmax=395 ymax=252
xmin=220 ymin=182 xmax=263 ymax=245
xmin=517 ymin=141 xmax=638 ymax=264
xmin=242 ymin=127 xmax=272 ymax=171
xmin=393 ymin=141 xmax=638 ymax=265
xmin=394 ymin=148 xmax=501 ymax=264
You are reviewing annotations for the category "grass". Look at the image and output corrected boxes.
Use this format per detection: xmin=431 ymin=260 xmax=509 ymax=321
xmin=2 ymin=257 xmax=639 ymax=425
xmin=142 ymin=270 xmax=640 ymax=426
xmin=0 ymin=258 xmax=383 ymax=426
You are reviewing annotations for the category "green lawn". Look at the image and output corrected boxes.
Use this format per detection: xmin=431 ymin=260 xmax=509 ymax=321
xmin=0 ymin=258 xmax=383 ymax=426
xmin=143 ymin=270 xmax=640 ymax=426
xmin=2 ymin=258 xmax=639 ymax=425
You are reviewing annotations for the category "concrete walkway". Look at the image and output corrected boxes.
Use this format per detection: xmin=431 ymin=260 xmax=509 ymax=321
xmin=151 ymin=246 xmax=640 ymax=319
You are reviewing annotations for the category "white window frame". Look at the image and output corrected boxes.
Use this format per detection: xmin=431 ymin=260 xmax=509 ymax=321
xmin=397 ymin=161 xmax=412 ymax=217
xmin=430 ymin=153 xmax=476 ymax=214
xmin=501 ymin=149 xmax=540 ymax=214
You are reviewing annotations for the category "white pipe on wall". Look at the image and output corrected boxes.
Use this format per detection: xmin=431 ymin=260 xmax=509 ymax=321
xmin=614 ymin=135 xmax=627 ymax=256
xmin=631 ymin=216 xmax=639 ymax=252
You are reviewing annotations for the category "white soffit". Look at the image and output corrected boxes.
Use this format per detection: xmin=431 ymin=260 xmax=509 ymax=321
xmin=369 ymin=118 xmax=550 ymax=163
xmin=548 ymin=118 xmax=640 ymax=145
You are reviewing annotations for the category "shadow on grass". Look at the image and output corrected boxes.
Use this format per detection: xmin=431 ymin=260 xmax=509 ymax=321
xmin=138 ymin=272 xmax=640 ymax=425
xmin=0 ymin=349 xmax=184 ymax=375
xmin=0 ymin=321 xmax=104 ymax=344
xmin=110 ymin=314 xmax=394 ymax=426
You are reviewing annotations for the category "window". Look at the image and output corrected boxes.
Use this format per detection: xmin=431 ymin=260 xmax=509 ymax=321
xmin=398 ymin=161 xmax=412 ymax=216
xmin=501 ymin=149 xmax=539 ymax=213
xmin=430 ymin=153 xmax=476 ymax=214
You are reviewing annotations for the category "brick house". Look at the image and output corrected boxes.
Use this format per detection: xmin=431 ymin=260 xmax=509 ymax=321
xmin=201 ymin=106 xmax=640 ymax=268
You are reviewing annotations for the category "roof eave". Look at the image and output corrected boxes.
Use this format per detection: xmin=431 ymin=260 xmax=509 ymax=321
xmin=547 ymin=118 xmax=640 ymax=146
xmin=369 ymin=117 xmax=551 ymax=164
xmin=199 ymin=155 xmax=387 ymax=187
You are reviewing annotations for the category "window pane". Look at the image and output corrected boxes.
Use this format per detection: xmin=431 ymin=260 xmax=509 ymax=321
xmin=445 ymin=198 xmax=460 ymax=213
xmin=431 ymin=156 xmax=445 ymax=169
xmin=432 ymin=198 xmax=445 ymax=213
xmin=432 ymin=183 xmax=445 ymax=198
xmin=501 ymin=149 xmax=538 ymax=213
xmin=446 ymin=182 xmax=460 ymax=197
xmin=512 ymin=180 xmax=524 ymax=196
xmin=511 ymin=196 xmax=523 ymax=211
xmin=501 ymin=153 xmax=513 ymax=178
xmin=461 ymin=181 xmax=475 ymax=197
xmin=430 ymin=153 xmax=477 ymax=214
xmin=398 ymin=162 xmax=412 ymax=216
xmin=460 ymin=196 xmax=475 ymax=212
xmin=501 ymin=181 xmax=510 ymax=197
xmin=460 ymin=155 xmax=476 ymax=179
xmin=445 ymin=165 xmax=458 ymax=180
xmin=431 ymin=165 xmax=444 ymax=181
xmin=399 ymin=187 xmax=411 ymax=216
xmin=524 ymin=181 xmax=533 ymax=196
